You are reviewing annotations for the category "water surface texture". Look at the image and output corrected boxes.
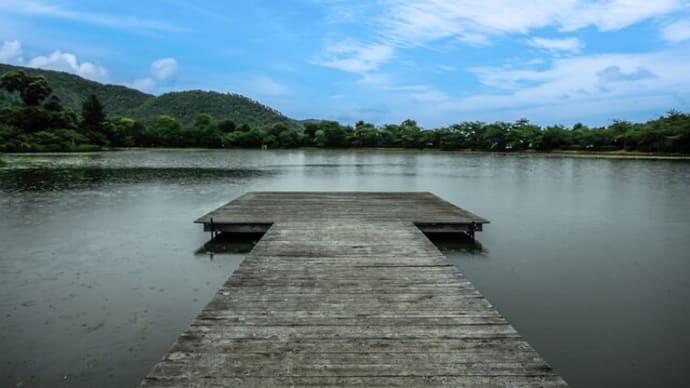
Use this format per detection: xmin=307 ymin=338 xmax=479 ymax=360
xmin=1 ymin=150 xmax=689 ymax=387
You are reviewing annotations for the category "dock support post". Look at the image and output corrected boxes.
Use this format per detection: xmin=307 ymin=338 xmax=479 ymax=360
xmin=210 ymin=217 xmax=215 ymax=241
xmin=468 ymin=221 xmax=477 ymax=240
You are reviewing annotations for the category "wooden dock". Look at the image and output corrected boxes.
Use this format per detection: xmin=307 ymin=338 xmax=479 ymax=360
xmin=196 ymin=192 xmax=489 ymax=237
xmin=141 ymin=192 xmax=566 ymax=387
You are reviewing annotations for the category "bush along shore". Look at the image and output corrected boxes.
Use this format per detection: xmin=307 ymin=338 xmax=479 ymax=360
xmin=1 ymin=70 xmax=689 ymax=154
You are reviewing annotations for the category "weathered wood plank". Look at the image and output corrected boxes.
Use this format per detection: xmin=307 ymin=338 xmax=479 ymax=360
xmin=166 ymin=337 xmax=536 ymax=354
xmin=195 ymin=192 xmax=490 ymax=226
xmin=142 ymin=375 xmax=567 ymax=388
xmin=141 ymin=193 xmax=566 ymax=387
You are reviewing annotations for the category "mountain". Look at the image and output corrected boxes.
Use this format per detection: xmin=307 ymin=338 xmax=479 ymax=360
xmin=0 ymin=63 xmax=152 ymax=117
xmin=0 ymin=63 xmax=297 ymax=128
xmin=131 ymin=90 xmax=295 ymax=128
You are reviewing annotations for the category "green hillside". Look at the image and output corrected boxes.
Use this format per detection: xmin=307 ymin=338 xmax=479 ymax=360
xmin=131 ymin=90 xmax=295 ymax=128
xmin=0 ymin=64 xmax=296 ymax=128
xmin=0 ymin=63 xmax=153 ymax=116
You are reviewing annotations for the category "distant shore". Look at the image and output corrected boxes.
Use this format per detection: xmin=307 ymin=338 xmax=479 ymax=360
xmin=3 ymin=147 xmax=690 ymax=161
xmin=492 ymin=149 xmax=690 ymax=160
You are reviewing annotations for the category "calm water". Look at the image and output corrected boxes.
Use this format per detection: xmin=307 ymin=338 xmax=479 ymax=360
xmin=1 ymin=150 xmax=689 ymax=387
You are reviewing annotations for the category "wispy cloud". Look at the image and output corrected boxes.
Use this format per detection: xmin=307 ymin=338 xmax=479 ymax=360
xmin=311 ymin=0 xmax=683 ymax=103
xmin=437 ymin=64 xmax=457 ymax=72
xmin=384 ymin=47 xmax=689 ymax=126
xmin=0 ymin=0 xmax=182 ymax=33
xmin=597 ymin=66 xmax=657 ymax=82
xmin=398 ymin=85 xmax=451 ymax=103
xmin=463 ymin=47 xmax=689 ymax=114
xmin=27 ymin=49 xmax=109 ymax=82
xmin=558 ymin=0 xmax=684 ymax=32
xmin=355 ymin=72 xmax=451 ymax=104
xmin=150 ymin=58 xmax=178 ymax=80
xmin=527 ymin=36 xmax=584 ymax=52
xmin=661 ymin=20 xmax=690 ymax=43
xmin=313 ymin=41 xmax=394 ymax=73
xmin=0 ymin=40 xmax=22 ymax=63
xmin=378 ymin=0 xmax=684 ymax=47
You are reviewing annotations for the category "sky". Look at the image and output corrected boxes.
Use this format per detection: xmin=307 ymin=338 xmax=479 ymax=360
xmin=1 ymin=0 xmax=690 ymax=128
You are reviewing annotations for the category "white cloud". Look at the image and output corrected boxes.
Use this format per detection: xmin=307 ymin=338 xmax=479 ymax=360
xmin=402 ymin=85 xmax=451 ymax=103
xmin=130 ymin=58 xmax=179 ymax=92
xmin=27 ymin=50 xmax=108 ymax=81
xmin=461 ymin=47 xmax=690 ymax=116
xmin=374 ymin=47 xmax=688 ymax=127
xmin=150 ymin=58 xmax=178 ymax=80
xmin=661 ymin=20 xmax=690 ymax=43
xmin=0 ymin=39 xmax=22 ymax=62
xmin=559 ymin=0 xmax=683 ymax=32
xmin=313 ymin=41 xmax=394 ymax=73
xmin=356 ymin=72 xmax=451 ymax=103
xmin=379 ymin=0 xmax=684 ymax=47
xmin=0 ymin=0 xmax=181 ymax=33
xmin=527 ymin=36 xmax=584 ymax=52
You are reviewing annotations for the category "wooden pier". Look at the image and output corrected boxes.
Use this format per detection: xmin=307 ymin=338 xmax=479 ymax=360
xmin=141 ymin=192 xmax=566 ymax=387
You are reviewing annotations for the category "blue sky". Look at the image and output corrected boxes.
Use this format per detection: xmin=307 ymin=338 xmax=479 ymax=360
xmin=1 ymin=0 xmax=690 ymax=127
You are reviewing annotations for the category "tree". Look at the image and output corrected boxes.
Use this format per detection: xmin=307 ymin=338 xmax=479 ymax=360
xmin=268 ymin=123 xmax=288 ymax=138
xmin=302 ymin=122 xmax=320 ymax=145
xmin=399 ymin=119 xmax=423 ymax=148
xmin=540 ymin=125 xmax=571 ymax=150
xmin=352 ymin=121 xmax=380 ymax=147
xmin=218 ymin=119 xmax=236 ymax=133
xmin=0 ymin=70 xmax=52 ymax=106
xmin=481 ymin=122 xmax=509 ymax=150
xmin=188 ymin=113 xmax=221 ymax=147
xmin=105 ymin=117 xmax=144 ymax=147
xmin=43 ymin=95 xmax=63 ymax=112
xmin=193 ymin=114 xmax=214 ymax=129
xmin=277 ymin=129 xmax=301 ymax=147
xmin=235 ymin=128 xmax=266 ymax=147
xmin=313 ymin=121 xmax=351 ymax=147
xmin=509 ymin=119 xmax=542 ymax=150
xmin=81 ymin=94 xmax=106 ymax=132
xmin=380 ymin=124 xmax=403 ymax=146
xmin=144 ymin=115 xmax=183 ymax=147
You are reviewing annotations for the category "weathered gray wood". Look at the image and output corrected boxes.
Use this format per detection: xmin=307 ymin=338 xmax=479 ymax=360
xmin=142 ymin=375 xmax=567 ymax=388
xmin=141 ymin=193 xmax=566 ymax=387
xmin=196 ymin=192 xmax=489 ymax=236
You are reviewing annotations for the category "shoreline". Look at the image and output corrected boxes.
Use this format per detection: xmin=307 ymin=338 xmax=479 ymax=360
xmin=2 ymin=147 xmax=690 ymax=161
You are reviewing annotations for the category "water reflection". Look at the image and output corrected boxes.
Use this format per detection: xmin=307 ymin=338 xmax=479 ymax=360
xmin=425 ymin=233 xmax=487 ymax=255
xmin=0 ymin=168 xmax=269 ymax=192
xmin=1 ymin=150 xmax=689 ymax=388
xmin=195 ymin=232 xmax=263 ymax=255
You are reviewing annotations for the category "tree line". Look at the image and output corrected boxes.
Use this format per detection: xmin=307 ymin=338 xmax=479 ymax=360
xmin=1 ymin=70 xmax=689 ymax=153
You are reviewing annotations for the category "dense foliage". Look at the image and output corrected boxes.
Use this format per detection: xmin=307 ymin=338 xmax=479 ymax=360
xmin=1 ymin=67 xmax=689 ymax=154
xmin=0 ymin=64 xmax=297 ymax=128
xmin=0 ymin=64 xmax=151 ymax=117
xmin=131 ymin=90 xmax=296 ymax=128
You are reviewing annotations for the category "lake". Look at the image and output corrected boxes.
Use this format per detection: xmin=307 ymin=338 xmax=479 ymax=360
xmin=1 ymin=149 xmax=689 ymax=387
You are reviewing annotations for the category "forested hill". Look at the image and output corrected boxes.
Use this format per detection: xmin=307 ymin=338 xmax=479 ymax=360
xmin=0 ymin=63 xmax=152 ymax=117
xmin=131 ymin=90 xmax=295 ymax=128
xmin=0 ymin=64 xmax=296 ymax=128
